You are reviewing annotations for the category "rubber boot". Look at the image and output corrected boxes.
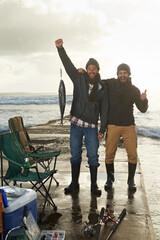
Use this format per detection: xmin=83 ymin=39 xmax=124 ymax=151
xmin=64 ymin=164 xmax=80 ymax=194
xmin=90 ymin=166 xmax=101 ymax=197
xmin=127 ymin=163 xmax=137 ymax=191
xmin=104 ymin=163 xmax=114 ymax=191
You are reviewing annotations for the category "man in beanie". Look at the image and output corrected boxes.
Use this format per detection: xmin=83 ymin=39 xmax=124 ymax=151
xmin=103 ymin=63 xmax=148 ymax=191
xmin=55 ymin=39 xmax=108 ymax=196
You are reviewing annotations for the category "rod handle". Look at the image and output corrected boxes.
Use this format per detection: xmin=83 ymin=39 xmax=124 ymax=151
xmin=94 ymin=207 xmax=105 ymax=240
xmin=111 ymin=208 xmax=127 ymax=232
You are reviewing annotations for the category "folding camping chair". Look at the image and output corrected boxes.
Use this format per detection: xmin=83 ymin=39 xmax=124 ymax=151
xmin=8 ymin=116 xmax=59 ymax=184
xmin=0 ymin=132 xmax=60 ymax=222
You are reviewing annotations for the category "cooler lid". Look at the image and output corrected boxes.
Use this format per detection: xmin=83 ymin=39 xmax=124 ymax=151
xmin=0 ymin=186 xmax=37 ymax=213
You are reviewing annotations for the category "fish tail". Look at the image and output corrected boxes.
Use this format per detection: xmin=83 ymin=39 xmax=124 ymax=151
xmin=61 ymin=118 xmax=63 ymax=126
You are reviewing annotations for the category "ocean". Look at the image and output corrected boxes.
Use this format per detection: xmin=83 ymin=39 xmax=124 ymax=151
xmin=0 ymin=94 xmax=160 ymax=239
xmin=1 ymin=94 xmax=160 ymax=139
xmin=0 ymin=94 xmax=73 ymax=132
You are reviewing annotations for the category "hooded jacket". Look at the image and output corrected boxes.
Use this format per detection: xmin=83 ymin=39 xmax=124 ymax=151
xmin=103 ymin=78 xmax=148 ymax=126
xmin=57 ymin=47 xmax=108 ymax=133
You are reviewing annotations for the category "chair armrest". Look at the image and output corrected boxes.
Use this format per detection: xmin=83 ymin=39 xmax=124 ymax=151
xmin=33 ymin=146 xmax=44 ymax=153
xmin=30 ymin=151 xmax=61 ymax=158
xmin=1 ymin=155 xmax=22 ymax=167
xmin=2 ymin=155 xmax=37 ymax=170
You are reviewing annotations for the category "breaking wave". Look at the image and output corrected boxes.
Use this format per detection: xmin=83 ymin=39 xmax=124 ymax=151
xmin=0 ymin=95 xmax=160 ymax=140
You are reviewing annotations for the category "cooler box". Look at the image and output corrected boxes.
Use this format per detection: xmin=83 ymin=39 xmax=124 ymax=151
xmin=0 ymin=186 xmax=37 ymax=238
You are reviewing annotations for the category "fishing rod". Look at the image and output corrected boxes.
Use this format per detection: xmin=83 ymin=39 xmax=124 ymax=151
xmin=94 ymin=207 xmax=105 ymax=240
xmin=105 ymin=208 xmax=127 ymax=240
xmin=78 ymin=206 xmax=126 ymax=239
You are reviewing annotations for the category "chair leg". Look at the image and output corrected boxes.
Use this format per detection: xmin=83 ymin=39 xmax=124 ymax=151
xmin=52 ymin=176 xmax=59 ymax=186
xmin=31 ymin=178 xmax=56 ymax=207
xmin=37 ymin=156 xmax=59 ymax=186
xmin=38 ymin=176 xmax=57 ymax=222
xmin=52 ymin=156 xmax=59 ymax=186
xmin=31 ymin=173 xmax=57 ymax=222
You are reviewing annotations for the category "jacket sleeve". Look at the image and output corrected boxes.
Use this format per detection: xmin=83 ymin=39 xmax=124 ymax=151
xmin=99 ymin=85 xmax=109 ymax=134
xmin=57 ymin=47 xmax=78 ymax=83
xmin=133 ymin=87 xmax=148 ymax=113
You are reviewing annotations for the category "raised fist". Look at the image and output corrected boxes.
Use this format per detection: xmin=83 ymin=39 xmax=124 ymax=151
xmin=55 ymin=38 xmax=63 ymax=48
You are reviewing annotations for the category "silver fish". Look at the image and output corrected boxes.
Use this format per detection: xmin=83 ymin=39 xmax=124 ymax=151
xmin=58 ymin=69 xmax=66 ymax=125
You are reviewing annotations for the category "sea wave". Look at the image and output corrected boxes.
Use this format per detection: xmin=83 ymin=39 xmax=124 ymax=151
xmin=1 ymin=95 xmax=160 ymax=140
xmin=135 ymin=110 xmax=160 ymax=140
xmin=0 ymin=96 xmax=73 ymax=105
xmin=137 ymin=126 xmax=160 ymax=139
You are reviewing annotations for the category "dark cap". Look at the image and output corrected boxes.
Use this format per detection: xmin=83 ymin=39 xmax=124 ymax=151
xmin=117 ymin=63 xmax=131 ymax=76
xmin=86 ymin=58 xmax=100 ymax=70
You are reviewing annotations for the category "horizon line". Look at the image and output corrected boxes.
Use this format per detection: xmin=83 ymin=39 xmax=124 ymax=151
xmin=0 ymin=92 xmax=73 ymax=96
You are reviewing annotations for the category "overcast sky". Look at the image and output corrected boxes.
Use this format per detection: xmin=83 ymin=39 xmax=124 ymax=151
xmin=0 ymin=0 xmax=160 ymax=106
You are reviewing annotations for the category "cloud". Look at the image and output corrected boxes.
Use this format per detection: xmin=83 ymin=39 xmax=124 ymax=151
xmin=0 ymin=0 xmax=112 ymax=56
xmin=0 ymin=0 xmax=160 ymax=94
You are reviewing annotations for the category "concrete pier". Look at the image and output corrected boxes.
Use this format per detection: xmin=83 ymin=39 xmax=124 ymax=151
xmin=27 ymin=117 xmax=155 ymax=240
xmin=1 ymin=116 xmax=155 ymax=239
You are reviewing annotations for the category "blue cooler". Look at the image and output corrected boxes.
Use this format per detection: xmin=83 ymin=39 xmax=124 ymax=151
xmin=0 ymin=186 xmax=37 ymax=238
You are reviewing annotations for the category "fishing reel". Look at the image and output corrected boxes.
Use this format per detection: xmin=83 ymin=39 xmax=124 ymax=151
xmin=76 ymin=219 xmax=96 ymax=237
xmin=83 ymin=221 xmax=95 ymax=237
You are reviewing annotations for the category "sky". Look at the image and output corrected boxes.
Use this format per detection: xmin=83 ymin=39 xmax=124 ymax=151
xmin=0 ymin=0 xmax=160 ymax=107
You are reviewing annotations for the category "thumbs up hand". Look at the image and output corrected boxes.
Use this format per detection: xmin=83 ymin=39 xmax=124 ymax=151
xmin=140 ymin=89 xmax=147 ymax=101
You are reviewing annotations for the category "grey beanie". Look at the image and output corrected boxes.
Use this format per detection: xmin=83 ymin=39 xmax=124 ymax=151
xmin=117 ymin=63 xmax=131 ymax=76
xmin=86 ymin=58 xmax=100 ymax=70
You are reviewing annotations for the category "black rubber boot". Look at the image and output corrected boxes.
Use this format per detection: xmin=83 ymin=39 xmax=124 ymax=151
xmin=104 ymin=163 xmax=114 ymax=191
xmin=64 ymin=164 xmax=80 ymax=194
xmin=90 ymin=166 xmax=101 ymax=197
xmin=127 ymin=163 xmax=137 ymax=191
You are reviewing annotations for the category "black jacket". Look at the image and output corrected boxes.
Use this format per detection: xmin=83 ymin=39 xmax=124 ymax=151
xmin=57 ymin=47 xmax=108 ymax=133
xmin=103 ymin=78 xmax=148 ymax=126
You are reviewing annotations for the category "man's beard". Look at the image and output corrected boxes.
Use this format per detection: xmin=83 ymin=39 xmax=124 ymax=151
xmin=119 ymin=76 xmax=128 ymax=85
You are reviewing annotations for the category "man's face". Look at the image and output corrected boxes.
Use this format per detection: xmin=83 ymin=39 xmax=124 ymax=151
xmin=87 ymin=65 xmax=99 ymax=79
xmin=118 ymin=70 xmax=129 ymax=84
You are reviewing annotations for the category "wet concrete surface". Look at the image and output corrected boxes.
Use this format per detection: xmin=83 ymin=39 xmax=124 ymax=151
xmin=1 ymin=117 xmax=155 ymax=239
xmin=28 ymin=118 xmax=155 ymax=240
xmin=35 ymin=154 xmax=154 ymax=240
xmin=138 ymin=137 xmax=160 ymax=240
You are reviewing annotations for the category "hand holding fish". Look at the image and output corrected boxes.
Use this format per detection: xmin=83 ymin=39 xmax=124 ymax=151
xmin=55 ymin=38 xmax=63 ymax=48
xmin=140 ymin=89 xmax=147 ymax=101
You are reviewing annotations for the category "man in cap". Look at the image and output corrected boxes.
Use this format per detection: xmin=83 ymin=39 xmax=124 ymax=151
xmin=55 ymin=39 xmax=108 ymax=196
xmin=103 ymin=63 xmax=148 ymax=191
